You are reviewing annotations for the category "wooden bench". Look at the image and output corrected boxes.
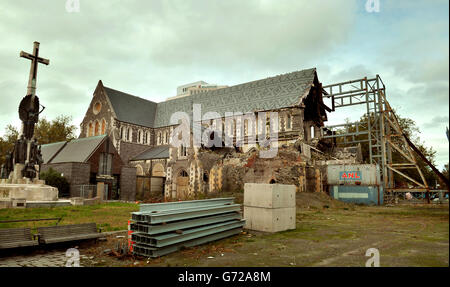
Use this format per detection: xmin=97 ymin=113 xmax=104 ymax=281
xmin=0 ymin=227 xmax=39 ymax=249
xmin=37 ymin=223 xmax=103 ymax=244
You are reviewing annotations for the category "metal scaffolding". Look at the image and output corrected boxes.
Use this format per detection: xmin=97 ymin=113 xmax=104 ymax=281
xmin=321 ymin=75 xmax=430 ymax=198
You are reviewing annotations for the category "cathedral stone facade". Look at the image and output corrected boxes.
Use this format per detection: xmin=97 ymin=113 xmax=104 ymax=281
xmin=79 ymin=68 xmax=329 ymax=200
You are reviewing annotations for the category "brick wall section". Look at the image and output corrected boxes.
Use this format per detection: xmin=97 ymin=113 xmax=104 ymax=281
xmin=41 ymin=162 xmax=91 ymax=197
xmin=120 ymin=166 xmax=136 ymax=201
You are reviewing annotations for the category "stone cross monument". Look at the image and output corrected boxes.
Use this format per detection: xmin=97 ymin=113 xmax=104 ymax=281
xmin=0 ymin=42 xmax=59 ymax=207
xmin=1 ymin=41 xmax=49 ymax=180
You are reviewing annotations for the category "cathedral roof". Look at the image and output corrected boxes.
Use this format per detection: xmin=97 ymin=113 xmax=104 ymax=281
xmin=41 ymin=141 xmax=66 ymax=164
xmin=104 ymin=86 xmax=158 ymax=128
xmin=103 ymin=67 xmax=317 ymax=128
xmin=41 ymin=135 xmax=107 ymax=164
xmin=154 ymin=67 xmax=317 ymax=127
xmin=132 ymin=145 xmax=170 ymax=160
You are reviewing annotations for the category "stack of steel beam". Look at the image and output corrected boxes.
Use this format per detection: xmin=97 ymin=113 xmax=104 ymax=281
xmin=131 ymin=197 xmax=244 ymax=258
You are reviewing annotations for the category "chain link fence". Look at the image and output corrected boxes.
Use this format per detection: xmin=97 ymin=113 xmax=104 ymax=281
xmin=72 ymin=185 xmax=97 ymax=199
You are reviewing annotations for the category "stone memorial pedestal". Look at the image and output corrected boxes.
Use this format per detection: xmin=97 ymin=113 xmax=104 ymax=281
xmin=0 ymin=164 xmax=59 ymax=208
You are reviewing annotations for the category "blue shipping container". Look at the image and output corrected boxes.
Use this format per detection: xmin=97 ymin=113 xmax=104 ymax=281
xmin=329 ymin=185 xmax=383 ymax=205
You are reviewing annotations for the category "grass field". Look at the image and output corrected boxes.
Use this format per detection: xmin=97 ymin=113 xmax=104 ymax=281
xmin=0 ymin=202 xmax=139 ymax=232
xmin=0 ymin=195 xmax=448 ymax=267
xmin=133 ymin=203 xmax=448 ymax=267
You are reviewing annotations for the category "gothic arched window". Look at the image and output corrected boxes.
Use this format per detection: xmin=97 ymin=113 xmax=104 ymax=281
xmin=121 ymin=126 xmax=126 ymax=140
xmin=286 ymin=114 xmax=292 ymax=130
xmin=127 ymin=127 xmax=132 ymax=142
xmin=101 ymin=119 xmax=106 ymax=135
xmin=138 ymin=130 xmax=142 ymax=144
xmin=163 ymin=131 xmax=168 ymax=144
xmin=94 ymin=120 xmax=100 ymax=136
xmin=88 ymin=122 xmax=94 ymax=137
xmin=179 ymin=144 xmax=187 ymax=157
xmin=244 ymin=119 xmax=249 ymax=136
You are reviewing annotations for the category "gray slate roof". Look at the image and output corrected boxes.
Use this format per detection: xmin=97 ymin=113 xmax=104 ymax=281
xmin=104 ymin=87 xmax=158 ymax=128
xmin=103 ymin=68 xmax=316 ymax=128
xmin=154 ymin=68 xmax=316 ymax=127
xmin=41 ymin=135 xmax=106 ymax=164
xmin=41 ymin=141 xmax=66 ymax=164
xmin=132 ymin=145 xmax=170 ymax=161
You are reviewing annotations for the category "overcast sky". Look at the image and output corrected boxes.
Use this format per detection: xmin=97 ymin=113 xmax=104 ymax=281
xmin=0 ymin=0 xmax=448 ymax=168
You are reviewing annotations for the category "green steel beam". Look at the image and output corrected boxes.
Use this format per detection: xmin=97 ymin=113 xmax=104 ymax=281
xmin=136 ymin=202 xmax=235 ymax=216
xmin=139 ymin=198 xmax=235 ymax=213
xmin=132 ymin=220 xmax=245 ymax=248
xmin=130 ymin=212 xmax=241 ymax=235
xmin=133 ymin=228 xmax=243 ymax=258
xmin=132 ymin=204 xmax=241 ymax=224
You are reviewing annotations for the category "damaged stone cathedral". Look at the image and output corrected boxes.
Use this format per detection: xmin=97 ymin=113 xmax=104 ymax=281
xmin=70 ymin=68 xmax=358 ymax=201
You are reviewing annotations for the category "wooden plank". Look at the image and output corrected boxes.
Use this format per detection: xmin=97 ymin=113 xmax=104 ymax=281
xmin=43 ymin=233 xmax=102 ymax=244
xmin=0 ymin=241 xmax=38 ymax=249
xmin=37 ymin=223 xmax=99 ymax=244
xmin=0 ymin=227 xmax=37 ymax=249
xmin=0 ymin=228 xmax=32 ymax=242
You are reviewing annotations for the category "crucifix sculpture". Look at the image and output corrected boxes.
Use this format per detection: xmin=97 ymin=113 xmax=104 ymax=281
xmin=0 ymin=42 xmax=49 ymax=180
xmin=19 ymin=41 xmax=49 ymax=139
xmin=20 ymin=41 xmax=50 ymax=96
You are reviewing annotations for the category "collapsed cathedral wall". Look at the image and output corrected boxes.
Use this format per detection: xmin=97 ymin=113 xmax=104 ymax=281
xmin=193 ymin=146 xmax=323 ymax=195
xmin=221 ymin=149 xmax=307 ymax=193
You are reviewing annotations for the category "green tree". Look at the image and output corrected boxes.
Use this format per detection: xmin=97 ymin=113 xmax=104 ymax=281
xmin=34 ymin=115 xmax=77 ymax=145
xmin=0 ymin=115 xmax=77 ymax=167
xmin=0 ymin=125 xmax=19 ymax=168
xmin=40 ymin=167 xmax=70 ymax=197
xmin=334 ymin=111 xmax=439 ymax=188
xmin=442 ymin=164 xmax=449 ymax=182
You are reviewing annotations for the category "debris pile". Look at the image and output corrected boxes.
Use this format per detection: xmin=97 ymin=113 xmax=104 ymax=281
xmin=130 ymin=198 xmax=244 ymax=258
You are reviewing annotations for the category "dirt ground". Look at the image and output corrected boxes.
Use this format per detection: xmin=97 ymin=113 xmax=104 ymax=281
xmin=1 ymin=193 xmax=448 ymax=267
xmin=79 ymin=194 xmax=449 ymax=267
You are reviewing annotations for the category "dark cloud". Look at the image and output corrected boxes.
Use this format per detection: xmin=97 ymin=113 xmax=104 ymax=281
xmin=0 ymin=0 xmax=448 ymax=167
xmin=424 ymin=116 xmax=450 ymax=129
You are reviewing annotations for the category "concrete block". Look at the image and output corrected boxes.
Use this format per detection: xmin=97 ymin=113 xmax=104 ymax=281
xmin=244 ymin=206 xmax=296 ymax=233
xmin=96 ymin=182 xmax=104 ymax=202
xmin=70 ymin=197 xmax=84 ymax=206
xmin=25 ymin=200 xmax=72 ymax=208
xmin=0 ymin=183 xmax=58 ymax=201
xmin=244 ymin=183 xmax=296 ymax=208
xmin=83 ymin=197 xmax=101 ymax=206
